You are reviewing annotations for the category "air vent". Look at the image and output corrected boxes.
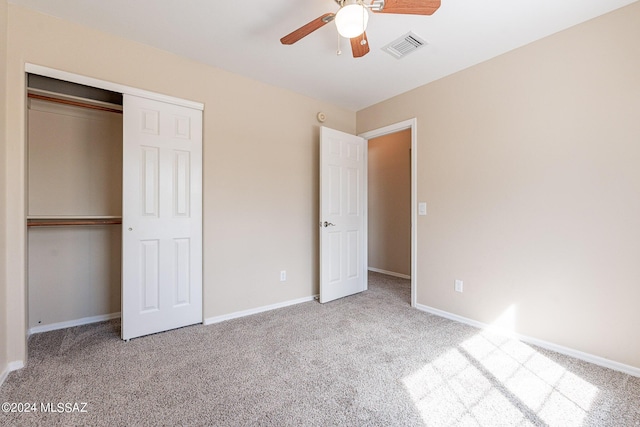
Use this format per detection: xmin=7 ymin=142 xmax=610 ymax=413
xmin=382 ymin=32 xmax=427 ymax=59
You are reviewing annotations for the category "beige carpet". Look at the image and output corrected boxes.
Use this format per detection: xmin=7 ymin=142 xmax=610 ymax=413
xmin=1 ymin=272 xmax=638 ymax=426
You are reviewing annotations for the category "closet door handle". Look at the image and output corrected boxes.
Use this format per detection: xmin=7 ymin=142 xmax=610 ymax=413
xmin=128 ymin=227 xmax=133 ymax=231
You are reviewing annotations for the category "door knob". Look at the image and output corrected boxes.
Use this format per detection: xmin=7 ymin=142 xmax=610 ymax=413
xmin=323 ymin=221 xmax=335 ymax=227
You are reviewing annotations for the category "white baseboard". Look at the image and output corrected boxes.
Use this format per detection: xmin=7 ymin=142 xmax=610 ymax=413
xmin=368 ymin=267 xmax=411 ymax=280
xmin=204 ymin=295 xmax=317 ymax=325
xmin=415 ymin=303 xmax=640 ymax=378
xmin=0 ymin=361 xmax=25 ymax=388
xmin=0 ymin=365 xmax=8 ymax=388
xmin=28 ymin=312 xmax=121 ymax=336
xmin=8 ymin=361 xmax=24 ymax=371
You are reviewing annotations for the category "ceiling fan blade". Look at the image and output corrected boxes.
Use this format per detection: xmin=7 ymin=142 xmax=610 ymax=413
xmin=373 ymin=0 xmax=441 ymax=15
xmin=350 ymin=32 xmax=370 ymax=58
xmin=280 ymin=13 xmax=335 ymax=45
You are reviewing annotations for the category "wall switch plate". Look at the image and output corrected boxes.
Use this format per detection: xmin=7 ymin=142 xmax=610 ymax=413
xmin=455 ymin=280 xmax=463 ymax=293
xmin=418 ymin=202 xmax=427 ymax=216
xmin=280 ymin=270 xmax=287 ymax=282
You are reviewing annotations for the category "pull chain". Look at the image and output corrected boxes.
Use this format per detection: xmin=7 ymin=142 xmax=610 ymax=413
xmin=361 ymin=2 xmax=367 ymax=46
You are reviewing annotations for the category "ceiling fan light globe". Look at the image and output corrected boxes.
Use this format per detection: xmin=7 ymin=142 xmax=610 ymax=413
xmin=335 ymin=3 xmax=369 ymax=38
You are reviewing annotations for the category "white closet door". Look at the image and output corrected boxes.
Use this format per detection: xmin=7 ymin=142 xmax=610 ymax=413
xmin=122 ymin=94 xmax=203 ymax=340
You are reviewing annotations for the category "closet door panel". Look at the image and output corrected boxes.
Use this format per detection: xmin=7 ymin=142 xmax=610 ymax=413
xmin=173 ymin=150 xmax=191 ymax=217
xmin=174 ymin=238 xmax=191 ymax=306
xmin=141 ymin=146 xmax=160 ymax=217
xmin=122 ymin=94 xmax=203 ymax=341
xmin=140 ymin=239 xmax=160 ymax=312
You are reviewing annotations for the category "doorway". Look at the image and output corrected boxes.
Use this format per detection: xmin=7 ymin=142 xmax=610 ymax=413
xmin=367 ymin=128 xmax=412 ymax=285
xmin=26 ymin=75 xmax=124 ymax=335
xmin=360 ymin=119 xmax=417 ymax=307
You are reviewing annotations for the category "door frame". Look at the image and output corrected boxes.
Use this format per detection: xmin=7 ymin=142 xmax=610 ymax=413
xmin=25 ymin=64 xmax=203 ymax=110
xmin=20 ymin=64 xmax=204 ymax=353
xmin=359 ymin=118 xmax=417 ymax=307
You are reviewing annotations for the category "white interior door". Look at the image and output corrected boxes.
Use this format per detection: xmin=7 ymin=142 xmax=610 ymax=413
xmin=122 ymin=94 xmax=203 ymax=340
xmin=319 ymin=126 xmax=367 ymax=303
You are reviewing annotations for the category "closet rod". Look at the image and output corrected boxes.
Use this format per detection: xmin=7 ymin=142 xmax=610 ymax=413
xmin=27 ymin=93 xmax=123 ymax=115
xmin=27 ymin=219 xmax=123 ymax=227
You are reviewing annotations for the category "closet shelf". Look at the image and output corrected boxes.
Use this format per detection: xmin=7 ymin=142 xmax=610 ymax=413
xmin=27 ymin=215 xmax=122 ymax=219
xmin=27 ymin=216 xmax=122 ymax=227
xmin=27 ymin=91 xmax=123 ymax=114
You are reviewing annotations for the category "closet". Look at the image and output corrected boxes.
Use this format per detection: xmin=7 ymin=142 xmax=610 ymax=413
xmin=27 ymin=74 xmax=124 ymax=332
xmin=25 ymin=69 xmax=204 ymax=341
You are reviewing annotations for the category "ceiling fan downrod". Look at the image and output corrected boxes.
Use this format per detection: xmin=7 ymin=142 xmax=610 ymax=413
xmin=333 ymin=0 xmax=385 ymax=11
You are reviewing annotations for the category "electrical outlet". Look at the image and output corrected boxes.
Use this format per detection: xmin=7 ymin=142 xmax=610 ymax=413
xmin=455 ymin=279 xmax=463 ymax=293
xmin=280 ymin=270 xmax=287 ymax=282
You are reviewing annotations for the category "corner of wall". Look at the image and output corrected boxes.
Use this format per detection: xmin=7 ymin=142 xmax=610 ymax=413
xmin=0 ymin=0 xmax=10 ymax=380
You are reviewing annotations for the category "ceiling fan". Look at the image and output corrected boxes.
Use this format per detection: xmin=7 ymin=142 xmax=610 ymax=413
xmin=280 ymin=0 xmax=441 ymax=58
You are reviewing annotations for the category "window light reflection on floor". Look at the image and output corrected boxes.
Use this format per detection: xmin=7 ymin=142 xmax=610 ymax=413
xmin=402 ymin=305 xmax=599 ymax=426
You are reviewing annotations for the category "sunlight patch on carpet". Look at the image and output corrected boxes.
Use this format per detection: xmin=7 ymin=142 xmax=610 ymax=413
xmin=402 ymin=332 xmax=598 ymax=426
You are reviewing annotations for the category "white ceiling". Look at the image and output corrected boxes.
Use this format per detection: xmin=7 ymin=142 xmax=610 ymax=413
xmin=9 ymin=0 xmax=638 ymax=111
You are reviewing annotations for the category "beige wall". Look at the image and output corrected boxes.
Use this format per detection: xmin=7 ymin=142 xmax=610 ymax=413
xmin=3 ymin=4 xmax=355 ymax=363
xmin=368 ymin=130 xmax=411 ymax=276
xmin=358 ymin=3 xmax=640 ymax=369
xmin=0 ymin=0 xmax=8 ymax=375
